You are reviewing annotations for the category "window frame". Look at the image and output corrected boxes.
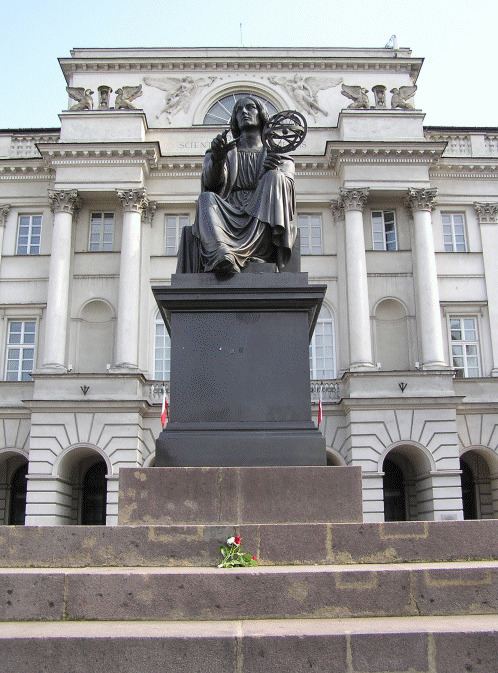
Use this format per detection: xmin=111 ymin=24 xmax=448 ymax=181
xmin=441 ymin=211 xmax=467 ymax=252
xmin=164 ymin=214 xmax=190 ymax=256
xmin=16 ymin=213 xmax=42 ymax=255
xmin=371 ymin=209 xmax=397 ymax=251
xmin=297 ymin=213 xmax=323 ymax=255
xmin=153 ymin=311 xmax=171 ymax=380
xmin=309 ymin=305 xmax=336 ymax=380
xmin=4 ymin=319 xmax=38 ymax=381
xmin=88 ymin=211 xmax=115 ymax=252
xmin=448 ymin=315 xmax=481 ymax=378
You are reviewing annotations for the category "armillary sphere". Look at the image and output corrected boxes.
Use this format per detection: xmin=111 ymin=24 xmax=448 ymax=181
xmin=262 ymin=110 xmax=307 ymax=154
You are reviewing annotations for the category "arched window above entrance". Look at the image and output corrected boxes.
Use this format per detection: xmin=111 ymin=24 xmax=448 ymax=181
xmin=202 ymin=93 xmax=277 ymax=125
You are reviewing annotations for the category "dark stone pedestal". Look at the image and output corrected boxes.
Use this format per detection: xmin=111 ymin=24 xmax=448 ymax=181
xmin=153 ymin=272 xmax=327 ymax=466
xmin=118 ymin=466 xmax=363 ymax=524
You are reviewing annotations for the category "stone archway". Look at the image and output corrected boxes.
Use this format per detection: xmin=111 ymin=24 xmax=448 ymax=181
xmin=381 ymin=443 xmax=434 ymax=521
xmin=0 ymin=449 xmax=28 ymax=525
xmin=460 ymin=447 xmax=498 ymax=519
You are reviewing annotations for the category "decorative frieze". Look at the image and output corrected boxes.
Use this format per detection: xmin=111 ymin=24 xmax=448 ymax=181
xmin=406 ymin=187 xmax=438 ymax=212
xmin=339 ymin=187 xmax=369 ymax=211
xmin=0 ymin=204 xmax=11 ymax=227
xmin=48 ymin=189 xmax=80 ymax=214
xmin=474 ymin=202 xmax=498 ymax=224
xmin=117 ymin=188 xmax=149 ymax=213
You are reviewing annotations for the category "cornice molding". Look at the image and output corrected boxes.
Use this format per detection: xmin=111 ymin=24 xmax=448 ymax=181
xmin=59 ymin=55 xmax=422 ymax=80
xmin=37 ymin=142 xmax=160 ymax=169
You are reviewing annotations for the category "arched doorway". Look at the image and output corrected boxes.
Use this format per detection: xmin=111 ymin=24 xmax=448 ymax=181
xmin=0 ymin=451 xmax=28 ymax=525
xmin=81 ymin=461 xmax=107 ymax=525
xmin=381 ymin=444 xmax=434 ymax=521
xmin=383 ymin=458 xmax=407 ymax=521
xmin=460 ymin=449 xmax=498 ymax=519
xmin=9 ymin=463 xmax=28 ymax=525
xmin=55 ymin=446 xmax=110 ymax=525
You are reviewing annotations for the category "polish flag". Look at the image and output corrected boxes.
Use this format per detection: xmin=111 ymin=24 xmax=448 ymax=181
xmin=317 ymin=390 xmax=323 ymax=428
xmin=160 ymin=390 xmax=169 ymax=428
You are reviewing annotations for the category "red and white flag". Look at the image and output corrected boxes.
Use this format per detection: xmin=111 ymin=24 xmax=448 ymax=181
xmin=160 ymin=389 xmax=169 ymax=428
xmin=317 ymin=390 xmax=323 ymax=428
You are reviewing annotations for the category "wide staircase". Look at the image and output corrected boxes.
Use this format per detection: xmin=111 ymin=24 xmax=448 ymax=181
xmin=0 ymin=466 xmax=497 ymax=673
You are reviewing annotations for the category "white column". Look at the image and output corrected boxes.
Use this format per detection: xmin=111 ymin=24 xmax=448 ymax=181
xmin=42 ymin=189 xmax=79 ymax=371
xmin=474 ymin=203 xmax=498 ymax=376
xmin=0 ymin=204 xmax=10 ymax=268
xmin=407 ymin=188 xmax=447 ymax=369
xmin=114 ymin=188 xmax=148 ymax=370
xmin=339 ymin=187 xmax=375 ymax=370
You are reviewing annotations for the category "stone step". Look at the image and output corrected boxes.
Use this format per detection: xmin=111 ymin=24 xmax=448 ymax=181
xmin=1 ymin=520 xmax=498 ymax=567
xmin=0 ymin=615 xmax=496 ymax=673
xmin=2 ymin=561 xmax=497 ymax=622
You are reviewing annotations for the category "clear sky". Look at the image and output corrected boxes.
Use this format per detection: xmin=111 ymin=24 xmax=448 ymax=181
xmin=2 ymin=0 xmax=497 ymax=129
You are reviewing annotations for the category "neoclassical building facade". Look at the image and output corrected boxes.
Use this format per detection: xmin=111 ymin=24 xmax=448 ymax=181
xmin=0 ymin=47 xmax=497 ymax=525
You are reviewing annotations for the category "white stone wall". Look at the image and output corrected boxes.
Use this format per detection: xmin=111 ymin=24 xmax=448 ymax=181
xmin=0 ymin=46 xmax=497 ymax=525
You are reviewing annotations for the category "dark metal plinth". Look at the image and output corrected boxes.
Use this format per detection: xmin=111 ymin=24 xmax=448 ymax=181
xmin=153 ymin=272 xmax=327 ymax=466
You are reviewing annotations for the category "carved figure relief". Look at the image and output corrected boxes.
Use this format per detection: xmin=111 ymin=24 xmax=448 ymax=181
xmin=115 ymin=85 xmax=143 ymax=110
xmin=66 ymin=87 xmax=94 ymax=111
xmin=341 ymin=84 xmax=370 ymax=109
xmin=143 ymin=76 xmax=217 ymax=123
xmin=372 ymin=85 xmax=387 ymax=109
xmin=268 ymin=75 xmax=342 ymax=119
xmin=390 ymin=85 xmax=417 ymax=110
xmin=98 ymin=85 xmax=112 ymax=110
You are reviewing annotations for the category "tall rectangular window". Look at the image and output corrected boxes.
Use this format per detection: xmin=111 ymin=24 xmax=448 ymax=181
xmin=442 ymin=213 xmax=467 ymax=252
xmin=154 ymin=314 xmax=171 ymax=380
xmin=298 ymin=214 xmax=323 ymax=255
xmin=165 ymin=215 xmax=190 ymax=256
xmin=5 ymin=320 xmax=36 ymax=381
xmin=89 ymin=212 xmax=114 ymax=251
xmin=450 ymin=316 xmax=480 ymax=378
xmin=17 ymin=214 xmax=42 ymax=255
xmin=309 ymin=306 xmax=336 ymax=379
xmin=371 ymin=210 xmax=397 ymax=251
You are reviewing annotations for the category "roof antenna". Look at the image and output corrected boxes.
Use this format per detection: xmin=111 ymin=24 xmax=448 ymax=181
xmin=240 ymin=23 xmax=244 ymax=47
xmin=385 ymin=34 xmax=398 ymax=49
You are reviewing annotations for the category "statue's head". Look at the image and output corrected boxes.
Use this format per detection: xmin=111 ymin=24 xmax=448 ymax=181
xmin=230 ymin=96 xmax=269 ymax=138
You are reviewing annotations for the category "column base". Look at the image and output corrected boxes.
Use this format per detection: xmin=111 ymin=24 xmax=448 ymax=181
xmin=35 ymin=363 xmax=68 ymax=374
xmin=491 ymin=368 xmax=498 ymax=377
xmin=108 ymin=362 xmax=139 ymax=374
xmin=421 ymin=362 xmax=451 ymax=370
xmin=348 ymin=362 xmax=377 ymax=372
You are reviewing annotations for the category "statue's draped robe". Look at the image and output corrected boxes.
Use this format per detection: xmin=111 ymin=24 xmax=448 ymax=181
xmin=177 ymin=147 xmax=296 ymax=273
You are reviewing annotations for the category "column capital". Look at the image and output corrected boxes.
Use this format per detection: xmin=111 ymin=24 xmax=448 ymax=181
xmin=0 ymin=204 xmax=11 ymax=227
xmin=48 ymin=189 xmax=80 ymax=214
xmin=339 ymin=187 xmax=369 ymax=212
xmin=406 ymin=187 xmax=438 ymax=212
xmin=329 ymin=199 xmax=344 ymax=221
xmin=142 ymin=200 xmax=157 ymax=226
xmin=117 ymin=188 xmax=149 ymax=213
xmin=474 ymin=202 xmax=498 ymax=224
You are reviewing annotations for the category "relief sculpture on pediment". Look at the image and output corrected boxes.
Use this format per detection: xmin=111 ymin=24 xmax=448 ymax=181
xmin=143 ymin=75 xmax=217 ymax=123
xmin=268 ymin=74 xmax=342 ymax=119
